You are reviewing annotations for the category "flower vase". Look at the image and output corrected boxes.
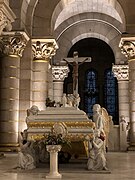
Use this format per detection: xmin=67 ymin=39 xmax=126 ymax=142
xmin=46 ymin=145 xmax=62 ymax=179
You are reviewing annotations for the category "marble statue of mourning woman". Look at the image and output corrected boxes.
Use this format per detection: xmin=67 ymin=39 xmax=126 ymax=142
xmin=87 ymin=130 xmax=108 ymax=171
xmin=92 ymin=104 xmax=105 ymax=137
xmin=18 ymin=140 xmax=36 ymax=170
xmin=92 ymin=104 xmax=111 ymax=151
xmin=85 ymin=134 xmax=95 ymax=170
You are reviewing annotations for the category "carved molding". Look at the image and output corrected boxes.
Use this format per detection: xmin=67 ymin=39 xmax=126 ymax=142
xmin=119 ymin=37 xmax=135 ymax=60
xmin=32 ymin=39 xmax=58 ymax=61
xmin=27 ymin=121 xmax=94 ymax=128
xmin=0 ymin=0 xmax=16 ymax=35
xmin=52 ymin=66 xmax=69 ymax=81
xmin=112 ymin=64 xmax=129 ymax=81
xmin=0 ymin=31 xmax=29 ymax=57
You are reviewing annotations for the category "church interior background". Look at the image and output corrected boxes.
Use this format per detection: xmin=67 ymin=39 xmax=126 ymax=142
xmin=1 ymin=0 xmax=135 ymax=179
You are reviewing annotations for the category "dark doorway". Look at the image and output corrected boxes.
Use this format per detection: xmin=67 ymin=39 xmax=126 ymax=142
xmin=63 ymin=38 xmax=119 ymax=124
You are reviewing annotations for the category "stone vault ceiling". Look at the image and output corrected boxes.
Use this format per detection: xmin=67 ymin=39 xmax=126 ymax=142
xmin=10 ymin=0 xmax=135 ymax=36
xmin=53 ymin=0 xmax=124 ymax=30
xmin=9 ymin=0 xmax=135 ymax=63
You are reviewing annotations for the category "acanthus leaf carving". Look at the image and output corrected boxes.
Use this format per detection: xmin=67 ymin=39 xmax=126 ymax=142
xmin=120 ymin=40 xmax=135 ymax=60
xmin=112 ymin=64 xmax=129 ymax=81
xmin=32 ymin=40 xmax=58 ymax=60
xmin=0 ymin=32 xmax=29 ymax=57
xmin=52 ymin=66 xmax=69 ymax=81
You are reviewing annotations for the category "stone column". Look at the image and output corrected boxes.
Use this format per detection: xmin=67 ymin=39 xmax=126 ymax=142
xmin=52 ymin=66 xmax=69 ymax=103
xmin=119 ymin=37 xmax=135 ymax=150
xmin=32 ymin=39 xmax=58 ymax=110
xmin=0 ymin=32 xmax=29 ymax=151
xmin=112 ymin=64 xmax=129 ymax=151
xmin=46 ymin=145 xmax=62 ymax=179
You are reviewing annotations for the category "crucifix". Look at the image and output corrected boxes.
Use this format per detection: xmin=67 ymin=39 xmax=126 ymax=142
xmin=63 ymin=51 xmax=91 ymax=95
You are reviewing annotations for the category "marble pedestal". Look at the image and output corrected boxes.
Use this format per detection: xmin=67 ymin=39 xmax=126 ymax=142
xmin=46 ymin=145 xmax=62 ymax=179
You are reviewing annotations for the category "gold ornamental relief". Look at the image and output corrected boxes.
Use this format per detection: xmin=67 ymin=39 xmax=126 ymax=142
xmin=27 ymin=121 xmax=95 ymax=128
xmin=29 ymin=132 xmax=94 ymax=141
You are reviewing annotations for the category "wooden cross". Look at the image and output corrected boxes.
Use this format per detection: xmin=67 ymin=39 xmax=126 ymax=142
xmin=63 ymin=51 xmax=91 ymax=95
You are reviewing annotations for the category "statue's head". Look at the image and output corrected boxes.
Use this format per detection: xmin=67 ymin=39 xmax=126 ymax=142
xmin=30 ymin=105 xmax=39 ymax=115
xmin=92 ymin=104 xmax=101 ymax=112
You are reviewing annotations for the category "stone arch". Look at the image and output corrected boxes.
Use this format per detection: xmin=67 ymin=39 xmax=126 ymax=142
xmin=54 ymin=19 xmax=126 ymax=64
xmin=32 ymin=0 xmax=59 ymax=36
xmin=9 ymin=0 xmax=37 ymax=32
xmin=51 ymin=0 xmax=126 ymax=32
xmin=54 ymin=12 xmax=124 ymax=40
xmin=20 ymin=0 xmax=30 ymax=29
xmin=25 ymin=0 xmax=39 ymax=35
xmin=9 ymin=0 xmax=23 ymax=29
xmin=72 ymin=33 xmax=109 ymax=47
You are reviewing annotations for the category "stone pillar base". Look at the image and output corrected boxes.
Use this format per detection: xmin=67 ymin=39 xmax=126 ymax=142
xmin=0 ymin=144 xmax=19 ymax=152
xmin=46 ymin=173 xmax=62 ymax=179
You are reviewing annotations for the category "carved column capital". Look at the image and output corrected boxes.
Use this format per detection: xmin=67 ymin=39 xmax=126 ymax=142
xmin=46 ymin=145 xmax=62 ymax=153
xmin=0 ymin=0 xmax=16 ymax=35
xmin=0 ymin=31 xmax=29 ymax=57
xmin=112 ymin=64 xmax=129 ymax=81
xmin=119 ymin=36 xmax=135 ymax=60
xmin=52 ymin=66 xmax=69 ymax=81
xmin=32 ymin=39 xmax=58 ymax=61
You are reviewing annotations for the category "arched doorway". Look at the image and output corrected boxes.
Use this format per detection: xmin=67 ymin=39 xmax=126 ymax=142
xmin=64 ymin=37 xmax=119 ymax=124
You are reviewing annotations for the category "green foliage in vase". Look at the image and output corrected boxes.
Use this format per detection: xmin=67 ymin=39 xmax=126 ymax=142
xmin=43 ymin=132 xmax=71 ymax=147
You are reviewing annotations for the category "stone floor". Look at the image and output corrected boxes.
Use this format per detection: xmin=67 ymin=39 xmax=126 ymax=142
xmin=0 ymin=152 xmax=135 ymax=180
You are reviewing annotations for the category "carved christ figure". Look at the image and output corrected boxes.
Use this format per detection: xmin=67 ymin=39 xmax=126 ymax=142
xmin=63 ymin=51 xmax=91 ymax=94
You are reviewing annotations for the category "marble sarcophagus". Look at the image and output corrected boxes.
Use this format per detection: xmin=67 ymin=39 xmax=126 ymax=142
xmin=25 ymin=106 xmax=94 ymax=157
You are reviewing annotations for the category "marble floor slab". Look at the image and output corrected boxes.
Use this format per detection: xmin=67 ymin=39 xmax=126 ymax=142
xmin=0 ymin=152 xmax=135 ymax=180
